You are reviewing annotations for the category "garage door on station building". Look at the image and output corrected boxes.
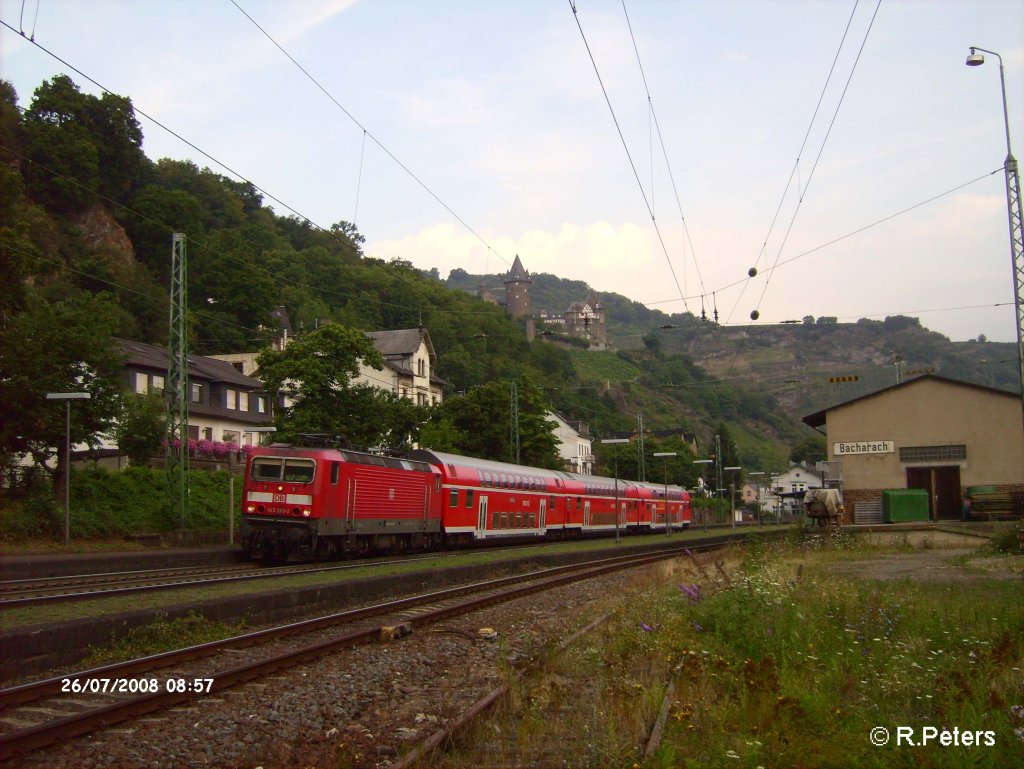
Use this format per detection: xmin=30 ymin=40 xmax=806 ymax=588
xmin=906 ymin=465 xmax=962 ymax=520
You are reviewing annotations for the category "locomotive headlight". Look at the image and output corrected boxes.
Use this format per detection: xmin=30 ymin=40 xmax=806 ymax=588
xmin=302 ymin=508 xmax=311 ymax=517
xmin=246 ymin=504 xmax=256 ymax=513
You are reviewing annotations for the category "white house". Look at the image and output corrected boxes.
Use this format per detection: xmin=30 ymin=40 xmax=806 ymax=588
xmin=770 ymin=463 xmax=825 ymax=516
xmin=356 ymin=328 xmax=446 ymax=406
xmin=548 ymin=412 xmax=593 ymax=474
xmin=121 ymin=339 xmax=275 ymax=448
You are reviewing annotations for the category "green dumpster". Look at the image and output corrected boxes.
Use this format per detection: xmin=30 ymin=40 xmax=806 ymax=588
xmin=883 ymin=489 xmax=930 ymax=523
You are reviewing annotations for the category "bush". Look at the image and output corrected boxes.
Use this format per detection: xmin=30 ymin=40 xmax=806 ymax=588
xmin=1 ymin=465 xmax=237 ymax=541
xmin=0 ymin=487 xmax=61 ymax=541
xmin=989 ymin=523 xmax=1022 ymax=554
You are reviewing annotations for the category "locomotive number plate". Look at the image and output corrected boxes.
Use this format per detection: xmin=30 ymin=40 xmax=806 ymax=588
xmin=273 ymin=493 xmax=286 ymax=502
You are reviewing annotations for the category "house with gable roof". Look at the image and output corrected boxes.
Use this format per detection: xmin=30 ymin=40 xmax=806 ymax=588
xmin=356 ymin=327 xmax=446 ymax=406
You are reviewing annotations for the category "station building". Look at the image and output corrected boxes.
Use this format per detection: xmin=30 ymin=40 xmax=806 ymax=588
xmin=801 ymin=375 xmax=1024 ymax=523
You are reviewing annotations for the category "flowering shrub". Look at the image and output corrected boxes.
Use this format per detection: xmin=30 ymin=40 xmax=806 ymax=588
xmin=160 ymin=439 xmax=252 ymax=459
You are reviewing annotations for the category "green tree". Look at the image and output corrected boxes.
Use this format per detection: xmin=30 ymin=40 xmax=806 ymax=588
xmin=0 ymin=292 xmax=124 ymax=492
xmin=417 ymin=410 xmax=467 ymax=453
xmin=114 ymin=391 xmax=167 ymax=465
xmin=257 ymin=324 xmax=415 ymax=449
xmin=790 ymin=434 xmax=827 ymax=464
xmin=431 ymin=377 xmax=559 ymax=468
xmin=22 ymin=75 xmax=144 ymax=211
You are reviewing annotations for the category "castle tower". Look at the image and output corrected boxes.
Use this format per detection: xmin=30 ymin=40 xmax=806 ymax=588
xmin=504 ymin=254 xmax=532 ymax=319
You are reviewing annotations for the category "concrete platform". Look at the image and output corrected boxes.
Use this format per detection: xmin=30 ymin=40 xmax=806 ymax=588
xmin=0 ymin=546 xmax=245 ymax=581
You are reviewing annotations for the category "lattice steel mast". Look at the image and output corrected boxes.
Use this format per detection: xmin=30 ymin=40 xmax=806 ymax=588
xmin=166 ymin=233 xmax=190 ymax=526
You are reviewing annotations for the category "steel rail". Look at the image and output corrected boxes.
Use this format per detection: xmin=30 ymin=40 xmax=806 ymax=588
xmin=0 ymin=542 xmax=551 ymax=608
xmin=0 ymin=541 xmax=736 ymax=760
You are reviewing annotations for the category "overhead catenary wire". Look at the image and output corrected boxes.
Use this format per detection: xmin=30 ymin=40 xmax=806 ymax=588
xmin=644 ymin=167 xmax=1002 ymax=306
xmin=620 ymin=0 xmax=708 ymax=304
xmin=0 ymin=19 xmax=458 ymax=315
xmin=228 ymin=0 xmax=510 ymax=271
xmin=735 ymin=0 xmax=883 ymax=330
xmin=568 ymin=0 xmax=689 ymax=313
xmin=0 ymin=142 xmax=514 ymax=326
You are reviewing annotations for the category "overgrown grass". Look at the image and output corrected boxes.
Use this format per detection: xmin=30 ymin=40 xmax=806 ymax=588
xmin=645 ymin=546 xmax=1023 ymax=767
xmin=78 ymin=611 xmax=245 ymax=668
xmin=452 ymin=538 xmax=1024 ymax=768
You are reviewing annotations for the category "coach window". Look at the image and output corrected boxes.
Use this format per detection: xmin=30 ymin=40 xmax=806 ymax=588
xmin=331 ymin=462 xmax=340 ymax=485
xmin=283 ymin=459 xmax=315 ymax=484
xmin=450 ymin=489 xmax=459 ymax=507
xmin=435 ymin=476 xmax=442 ymax=493
xmin=251 ymin=457 xmax=282 ymax=482
xmin=466 ymin=490 xmax=474 ymax=507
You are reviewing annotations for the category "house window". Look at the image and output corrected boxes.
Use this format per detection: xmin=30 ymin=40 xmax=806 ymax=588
xmin=223 ymin=430 xmax=240 ymax=444
xmin=256 ymin=396 xmax=267 ymax=414
xmin=203 ymin=427 xmax=213 ymax=441
xmin=151 ymin=375 xmax=164 ymax=393
xmin=239 ymin=392 xmax=249 ymax=412
xmin=190 ymin=383 xmax=204 ymax=404
xmin=899 ymin=445 xmax=967 ymax=463
xmin=226 ymin=389 xmax=238 ymax=409
xmin=418 ymin=358 xmax=426 ymax=377
xmin=135 ymin=372 xmax=148 ymax=394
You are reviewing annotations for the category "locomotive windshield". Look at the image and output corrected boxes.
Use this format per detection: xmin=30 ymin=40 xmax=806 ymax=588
xmin=250 ymin=457 xmax=316 ymax=484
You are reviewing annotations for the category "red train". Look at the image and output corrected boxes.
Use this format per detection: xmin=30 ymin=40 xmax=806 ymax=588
xmin=240 ymin=445 xmax=691 ymax=561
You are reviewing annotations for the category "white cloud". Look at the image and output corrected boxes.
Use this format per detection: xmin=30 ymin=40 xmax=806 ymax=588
xmin=283 ymin=0 xmax=360 ymax=44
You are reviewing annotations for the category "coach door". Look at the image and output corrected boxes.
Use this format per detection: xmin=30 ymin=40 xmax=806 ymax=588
xmin=539 ymin=499 xmax=547 ymax=533
xmin=477 ymin=496 xmax=489 ymax=538
xmin=584 ymin=500 xmax=591 ymax=527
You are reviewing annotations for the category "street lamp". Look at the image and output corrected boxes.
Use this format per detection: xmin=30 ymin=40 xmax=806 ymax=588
xmin=600 ymin=438 xmax=629 ymax=543
xmin=966 ymin=46 xmax=1024 ymax=429
xmin=724 ymin=466 xmax=742 ymax=528
xmin=693 ymin=458 xmax=713 ymax=531
xmin=653 ymin=452 xmax=677 ymax=535
xmin=46 ymin=392 xmax=91 ymax=546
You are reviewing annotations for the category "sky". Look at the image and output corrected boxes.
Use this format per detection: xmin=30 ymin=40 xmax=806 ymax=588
xmin=2 ymin=0 xmax=1023 ymax=343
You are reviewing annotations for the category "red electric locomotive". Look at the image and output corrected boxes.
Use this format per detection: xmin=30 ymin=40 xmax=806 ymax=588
xmin=241 ymin=445 xmax=442 ymax=560
xmin=240 ymin=444 xmax=691 ymax=561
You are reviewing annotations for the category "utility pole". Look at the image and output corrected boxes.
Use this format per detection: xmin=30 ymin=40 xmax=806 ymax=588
xmin=966 ymin=47 xmax=1024 ymax=431
xmin=714 ymin=434 xmax=723 ymax=504
xmin=167 ymin=233 xmax=190 ymax=527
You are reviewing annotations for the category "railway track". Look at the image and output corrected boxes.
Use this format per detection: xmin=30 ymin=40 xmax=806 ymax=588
xmin=0 ymin=541 xmax=729 ymax=762
xmin=0 ymin=545 xmax=537 ymax=609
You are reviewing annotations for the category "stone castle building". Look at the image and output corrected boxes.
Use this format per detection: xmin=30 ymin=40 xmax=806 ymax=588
xmin=482 ymin=255 xmax=608 ymax=349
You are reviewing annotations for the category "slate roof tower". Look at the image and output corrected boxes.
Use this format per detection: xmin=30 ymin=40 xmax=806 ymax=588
xmin=504 ymin=254 xmax=532 ymax=319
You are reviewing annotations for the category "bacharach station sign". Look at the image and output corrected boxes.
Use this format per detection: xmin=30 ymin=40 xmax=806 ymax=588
xmin=833 ymin=440 xmax=895 ymax=456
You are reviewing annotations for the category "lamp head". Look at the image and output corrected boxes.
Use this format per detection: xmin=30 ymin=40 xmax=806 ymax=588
xmin=965 ymin=48 xmax=985 ymax=66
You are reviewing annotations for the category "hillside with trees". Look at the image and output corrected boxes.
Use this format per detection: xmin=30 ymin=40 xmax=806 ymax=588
xmin=1 ymin=74 xmax=1017 ymax=506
